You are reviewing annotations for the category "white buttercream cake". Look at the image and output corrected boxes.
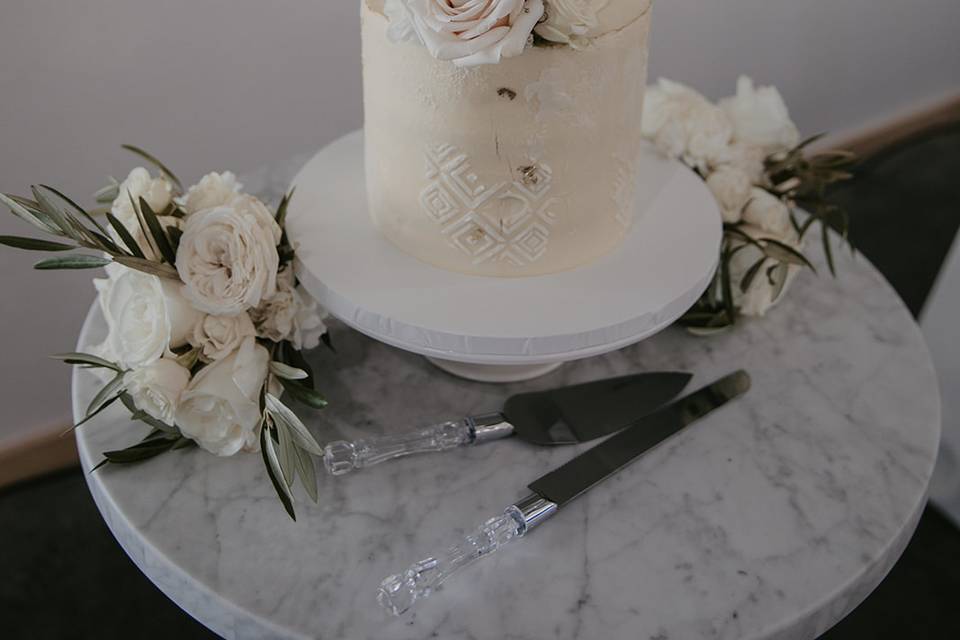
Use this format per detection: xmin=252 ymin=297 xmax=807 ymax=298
xmin=362 ymin=0 xmax=653 ymax=277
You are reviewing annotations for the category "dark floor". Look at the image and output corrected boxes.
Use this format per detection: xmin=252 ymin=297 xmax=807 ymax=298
xmin=1 ymin=126 xmax=959 ymax=639
xmin=829 ymin=123 xmax=960 ymax=318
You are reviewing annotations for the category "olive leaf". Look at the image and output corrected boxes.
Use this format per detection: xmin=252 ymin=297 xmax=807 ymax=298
xmin=52 ymin=352 xmax=123 ymax=372
xmin=0 ymin=235 xmax=75 ymax=252
xmin=265 ymin=393 xmax=324 ymax=455
xmin=87 ymin=372 xmax=126 ymax=417
xmin=33 ymin=185 xmax=116 ymax=253
xmin=719 ymin=247 xmax=736 ymax=326
xmin=94 ymin=433 xmax=185 ymax=470
xmin=270 ymin=361 xmax=309 ymax=381
xmin=293 ymin=444 xmax=319 ymax=504
xmin=113 ymin=256 xmax=180 ymax=279
xmin=121 ymin=144 xmax=184 ymax=193
xmin=138 ymin=196 xmax=177 ymax=265
xmin=105 ymin=212 xmax=146 ymax=259
xmin=739 ymin=257 xmax=767 ymax=294
xmin=280 ymin=341 xmax=315 ymax=384
xmin=261 ymin=423 xmax=296 ymax=520
xmin=275 ymin=188 xmax=295 ymax=228
xmin=822 ymin=223 xmax=837 ymax=277
xmin=67 ymin=393 xmax=122 ymax=433
xmin=1 ymin=192 xmax=60 ymax=235
xmin=39 ymin=183 xmax=111 ymax=239
xmin=279 ymin=378 xmax=328 ymax=410
xmin=274 ymin=414 xmax=296 ymax=487
xmin=35 ymin=255 xmax=111 ymax=270
xmin=760 ymin=238 xmax=816 ymax=272
xmin=94 ymin=177 xmax=121 ymax=204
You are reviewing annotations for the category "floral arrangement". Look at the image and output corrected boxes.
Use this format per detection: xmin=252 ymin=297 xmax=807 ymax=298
xmin=0 ymin=147 xmax=331 ymax=519
xmin=641 ymin=77 xmax=856 ymax=332
xmin=384 ymin=0 xmax=620 ymax=67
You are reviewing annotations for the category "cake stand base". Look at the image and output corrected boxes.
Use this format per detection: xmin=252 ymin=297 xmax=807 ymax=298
xmin=427 ymin=358 xmax=564 ymax=383
xmin=286 ymin=130 xmax=722 ymax=383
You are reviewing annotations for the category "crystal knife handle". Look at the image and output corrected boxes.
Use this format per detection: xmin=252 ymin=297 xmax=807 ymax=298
xmin=377 ymin=494 xmax=558 ymax=616
xmin=323 ymin=413 xmax=513 ymax=476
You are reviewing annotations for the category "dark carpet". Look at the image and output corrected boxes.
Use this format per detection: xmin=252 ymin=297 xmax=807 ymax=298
xmin=1 ymin=125 xmax=958 ymax=639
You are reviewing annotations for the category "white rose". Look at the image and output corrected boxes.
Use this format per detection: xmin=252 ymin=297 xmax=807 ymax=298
xmin=728 ymin=224 xmax=803 ymax=317
xmin=386 ymin=0 xmax=545 ymax=68
xmin=720 ymin=76 xmax=800 ymax=154
xmin=108 ymin=168 xmax=176 ymax=257
xmin=742 ymin=188 xmax=794 ymax=237
xmin=707 ymin=166 xmax=755 ymax=224
xmin=291 ymin=290 xmax=330 ymax=351
xmin=231 ymin=194 xmax=283 ymax=245
xmin=250 ymin=268 xmax=329 ymax=350
xmin=384 ymin=0 xmax=418 ymax=43
xmin=535 ymin=0 xmax=599 ymax=48
xmin=123 ymin=358 xmax=191 ymax=426
xmin=718 ymin=142 xmax=768 ymax=184
xmin=190 ymin=312 xmax=257 ymax=362
xmin=642 ymin=79 xmax=734 ymax=170
xmin=94 ymin=263 xmax=201 ymax=369
xmin=111 ymin=167 xmax=173 ymax=230
xmin=176 ymin=203 xmax=280 ymax=316
xmin=175 ymin=337 xmax=269 ymax=456
xmin=179 ymin=172 xmax=244 ymax=215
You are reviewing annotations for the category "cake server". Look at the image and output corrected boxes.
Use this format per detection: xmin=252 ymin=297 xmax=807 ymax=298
xmin=322 ymin=371 xmax=692 ymax=476
xmin=377 ymin=370 xmax=751 ymax=615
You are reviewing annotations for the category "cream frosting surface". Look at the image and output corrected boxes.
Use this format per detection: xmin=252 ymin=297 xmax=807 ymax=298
xmin=362 ymin=0 xmax=652 ymax=276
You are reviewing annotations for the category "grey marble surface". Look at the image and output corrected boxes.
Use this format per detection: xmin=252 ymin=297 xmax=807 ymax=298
xmin=72 ymin=161 xmax=941 ymax=640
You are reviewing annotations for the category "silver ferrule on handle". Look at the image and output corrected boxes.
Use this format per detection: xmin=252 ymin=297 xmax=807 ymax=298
xmin=377 ymin=494 xmax=558 ymax=616
xmin=323 ymin=413 xmax=515 ymax=476
xmin=468 ymin=413 xmax=515 ymax=443
xmin=508 ymin=493 xmax=559 ymax=532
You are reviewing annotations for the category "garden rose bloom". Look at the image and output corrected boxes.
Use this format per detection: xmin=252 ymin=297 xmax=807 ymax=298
xmin=175 ymin=338 xmax=269 ymax=456
xmin=251 ymin=268 xmax=329 ymax=350
xmin=190 ymin=312 xmax=257 ymax=362
xmin=176 ymin=203 xmax=280 ymax=316
xmin=179 ymin=172 xmax=244 ymax=215
xmin=385 ymin=0 xmax=544 ymax=67
xmin=535 ymin=0 xmax=599 ymax=48
xmin=642 ymin=79 xmax=734 ymax=170
xmin=124 ymin=358 xmax=191 ymax=426
xmin=706 ymin=165 xmax=754 ymax=224
xmin=94 ymin=263 xmax=200 ymax=369
xmin=720 ymin=76 xmax=800 ymax=154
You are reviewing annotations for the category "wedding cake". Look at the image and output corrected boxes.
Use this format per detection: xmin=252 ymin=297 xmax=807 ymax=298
xmin=362 ymin=0 xmax=653 ymax=277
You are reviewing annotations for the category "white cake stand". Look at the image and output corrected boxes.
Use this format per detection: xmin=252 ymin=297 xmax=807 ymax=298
xmin=286 ymin=130 xmax=721 ymax=382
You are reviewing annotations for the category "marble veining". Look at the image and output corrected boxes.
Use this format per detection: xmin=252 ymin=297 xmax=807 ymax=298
xmin=71 ymin=161 xmax=940 ymax=640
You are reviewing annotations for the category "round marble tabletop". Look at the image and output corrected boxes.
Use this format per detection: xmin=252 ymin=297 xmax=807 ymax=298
xmin=73 ymin=159 xmax=941 ymax=640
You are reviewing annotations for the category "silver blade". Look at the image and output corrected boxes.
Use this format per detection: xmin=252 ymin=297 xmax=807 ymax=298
xmin=503 ymin=372 xmax=693 ymax=446
xmin=527 ymin=371 xmax=750 ymax=508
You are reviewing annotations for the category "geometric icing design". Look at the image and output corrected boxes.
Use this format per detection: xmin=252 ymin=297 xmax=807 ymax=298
xmin=421 ymin=144 xmax=560 ymax=266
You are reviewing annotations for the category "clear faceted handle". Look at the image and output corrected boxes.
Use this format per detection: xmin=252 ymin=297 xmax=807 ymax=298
xmin=377 ymin=509 xmax=527 ymax=616
xmin=323 ymin=414 xmax=513 ymax=476
xmin=323 ymin=420 xmax=473 ymax=476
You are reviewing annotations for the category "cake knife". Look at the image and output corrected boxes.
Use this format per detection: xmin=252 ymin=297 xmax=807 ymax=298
xmin=322 ymin=372 xmax=692 ymax=476
xmin=377 ymin=370 xmax=750 ymax=615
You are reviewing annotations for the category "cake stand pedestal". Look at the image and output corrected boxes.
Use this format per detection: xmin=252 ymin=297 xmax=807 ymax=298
xmin=286 ymin=130 xmax=722 ymax=382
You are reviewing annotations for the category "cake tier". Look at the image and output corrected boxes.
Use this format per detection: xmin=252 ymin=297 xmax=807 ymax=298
xmin=362 ymin=1 xmax=652 ymax=277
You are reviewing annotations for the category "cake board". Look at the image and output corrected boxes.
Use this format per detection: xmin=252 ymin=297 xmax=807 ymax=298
xmin=286 ymin=130 xmax=722 ymax=382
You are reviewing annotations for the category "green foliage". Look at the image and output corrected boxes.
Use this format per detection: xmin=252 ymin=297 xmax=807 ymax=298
xmin=680 ymin=140 xmax=857 ymax=333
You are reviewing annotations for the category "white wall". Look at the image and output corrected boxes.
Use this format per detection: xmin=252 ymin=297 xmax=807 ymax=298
xmin=1 ymin=0 xmax=959 ymax=444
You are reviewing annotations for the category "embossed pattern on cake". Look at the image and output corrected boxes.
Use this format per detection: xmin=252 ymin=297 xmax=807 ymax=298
xmin=362 ymin=0 xmax=653 ymax=277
